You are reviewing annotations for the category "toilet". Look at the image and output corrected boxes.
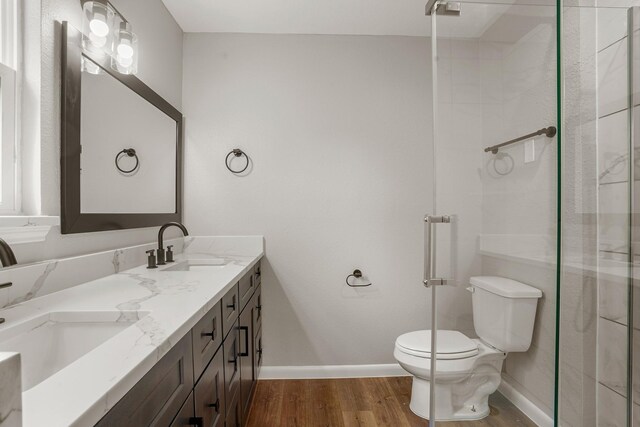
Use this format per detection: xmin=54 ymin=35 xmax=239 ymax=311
xmin=394 ymin=276 xmax=542 ymax=421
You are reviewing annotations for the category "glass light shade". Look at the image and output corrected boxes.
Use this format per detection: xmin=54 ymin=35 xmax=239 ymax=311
xmin=81 ymin=0 xmax=115 ymax=55
xmin=111 ymin=21 xmax=138 ymax=75
xmin=81 ymin=56 xmax=103 ymax=75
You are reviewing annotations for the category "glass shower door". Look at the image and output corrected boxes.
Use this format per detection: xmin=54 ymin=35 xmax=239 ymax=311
xmin=427 ymin=0 xmax=558 ymax=424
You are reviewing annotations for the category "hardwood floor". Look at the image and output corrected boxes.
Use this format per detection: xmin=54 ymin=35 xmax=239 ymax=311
xmin=245 ymin=377 xmax=538 ymax=427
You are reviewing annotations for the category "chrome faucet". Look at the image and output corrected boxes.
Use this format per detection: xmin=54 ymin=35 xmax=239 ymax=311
xmin=0 ymin=238 xmax=17 ymax=268
xmin=157 ymin=222 xmax=189 ymax=265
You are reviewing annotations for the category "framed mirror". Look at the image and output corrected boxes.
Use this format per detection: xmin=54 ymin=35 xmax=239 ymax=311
xmin=61 ymin=22 xmax=183 ymax=234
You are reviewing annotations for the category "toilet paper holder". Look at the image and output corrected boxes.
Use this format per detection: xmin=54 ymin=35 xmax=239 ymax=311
xmin=346 ymin=269 xmax=371 ymax=287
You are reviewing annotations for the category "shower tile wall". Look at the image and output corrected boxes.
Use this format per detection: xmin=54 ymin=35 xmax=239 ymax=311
xmin=595 ymin=7 xmax=640 ymax=426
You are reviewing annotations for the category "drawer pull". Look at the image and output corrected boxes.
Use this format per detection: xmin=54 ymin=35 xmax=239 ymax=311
xmin=189 ymin=417 xmax=204 ymax=427
xmin=238 ymin=326 xmax=249 ymax=357
xmin=226 ymin=303 xmax=236 ymax=310
xmin=207 ymin=398 xmax=220 ymax=412
xmin=201 ymin=331 xmax=215 ymax=338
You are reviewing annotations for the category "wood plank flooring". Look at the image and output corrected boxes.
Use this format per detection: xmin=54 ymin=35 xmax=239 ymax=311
xmin=245 ymin=377 xmax=538 ymax=427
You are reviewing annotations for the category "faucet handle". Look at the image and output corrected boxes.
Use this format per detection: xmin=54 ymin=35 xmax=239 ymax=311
xmin=166 ymin=245 xmax=174 ymax=263
xmin=146 ymin=250 xmax=157 ymax=269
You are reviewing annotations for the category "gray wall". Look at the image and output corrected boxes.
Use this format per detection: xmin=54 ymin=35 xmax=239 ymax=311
xmin=182 ymin=33 xmax=434 ymax=366
xmin=17 ymin=0 xmax=183 ymax=264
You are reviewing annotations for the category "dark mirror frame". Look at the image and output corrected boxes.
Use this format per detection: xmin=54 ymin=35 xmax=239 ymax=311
xmin=60 ymin=22 xmax=183 ymax=234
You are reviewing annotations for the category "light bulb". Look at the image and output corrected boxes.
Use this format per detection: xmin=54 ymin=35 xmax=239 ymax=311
xmin=88 ymin=31 xmax=107 ymax=48
xmin=89 ymin=14 xmax=109 ymax=37
xmin=117 ymin=40 xmax=134 ymax=58
xmin=117 ymin=55 xmax=133 ymax=67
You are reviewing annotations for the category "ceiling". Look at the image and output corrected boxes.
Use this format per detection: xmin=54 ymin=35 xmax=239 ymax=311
xmin=161 ymin=0 xmax=511 ymax=38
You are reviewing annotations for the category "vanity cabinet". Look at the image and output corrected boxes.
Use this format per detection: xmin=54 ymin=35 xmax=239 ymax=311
xmin=95 ymin=260 xmax=262 ymax=427
xmin=238 ymin=300 xmax=255 ymax=422
xmin=238 ymin=272 xmax=254 ymax=312
xmin=224 ymin=319 xmax=241 ymax=415
xmin=193 ymin=349 xmax=225 ymax=427
xmin=192 ymin=300 xmax=222 ymax=380
xmin=95 ymin=334 xmax=195 ymax=427
xmin=170 ymin=393 xmax=195 ymax=427
xmin=222 ymin=284 xmax=240 ymax=338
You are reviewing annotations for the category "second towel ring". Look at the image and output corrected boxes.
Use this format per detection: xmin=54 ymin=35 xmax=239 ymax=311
xmin=115 ymin=148 xmax=139 ymax=174
xmin=225 ymin=149 xmax=249 ymax=174
xmin=346 ymin=269 xmax=372 ymax=287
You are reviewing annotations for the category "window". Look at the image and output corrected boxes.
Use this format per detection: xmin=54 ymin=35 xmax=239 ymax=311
xmin=0 ymin=0 xmax=17 ymax=213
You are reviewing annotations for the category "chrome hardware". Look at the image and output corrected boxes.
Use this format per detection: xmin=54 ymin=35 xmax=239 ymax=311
xmin=423 ymin=215 xmax=451 ymax=287
xmin=426 ymin=0 xmax=461 ymax=16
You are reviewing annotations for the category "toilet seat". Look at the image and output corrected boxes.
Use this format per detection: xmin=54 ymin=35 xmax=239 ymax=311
xmin=396 ymin=330 xmax=478 ymax=360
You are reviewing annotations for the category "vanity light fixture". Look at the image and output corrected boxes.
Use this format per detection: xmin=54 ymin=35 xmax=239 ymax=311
xmin=81 ymin=0 xmax=138 ymax=75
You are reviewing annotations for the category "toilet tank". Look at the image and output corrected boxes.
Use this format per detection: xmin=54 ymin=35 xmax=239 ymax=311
xmin=470 ymin=276 xmax=542 ymax=352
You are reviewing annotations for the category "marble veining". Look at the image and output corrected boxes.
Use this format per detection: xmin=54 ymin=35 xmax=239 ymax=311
xmin=0 ymin=352 xmax=21 ymax=427
xmin=0 ymin=236 xmax=264 ymax=427
xmin=0 ymin=238 xmax=186 ymax=309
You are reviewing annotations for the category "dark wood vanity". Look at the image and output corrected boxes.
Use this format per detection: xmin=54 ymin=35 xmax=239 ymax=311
xmin=95 ymin=261 xmax=263 ymax=427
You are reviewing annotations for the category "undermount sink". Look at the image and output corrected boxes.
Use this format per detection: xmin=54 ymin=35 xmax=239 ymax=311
xmin=0 ymin=310 xmax=149 ymax=391
xmin=162 ymin=259 xmax=229 ymax=271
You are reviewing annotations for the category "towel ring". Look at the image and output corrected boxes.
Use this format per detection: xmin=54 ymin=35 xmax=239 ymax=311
xmin=346 ymin=269 xmax=372 ymax=287
xmin=115 ymin=148 xmax=139 ymax=174
xmin=225 ymin=149 xmax=249 ymax=174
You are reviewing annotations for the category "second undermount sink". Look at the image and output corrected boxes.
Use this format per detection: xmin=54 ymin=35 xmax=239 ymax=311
xmin=162 ymin=259 xmax=229 ymax=271
xmin=0 ymin=310 xmax=149 ymax=391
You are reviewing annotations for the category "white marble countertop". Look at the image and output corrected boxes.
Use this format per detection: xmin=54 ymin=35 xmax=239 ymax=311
xmin=0 ymin=238 xmax=263 ymax=427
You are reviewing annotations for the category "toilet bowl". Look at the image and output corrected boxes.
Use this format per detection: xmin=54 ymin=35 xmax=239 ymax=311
xmin=394 ymin=276 xmax=542 ymax=421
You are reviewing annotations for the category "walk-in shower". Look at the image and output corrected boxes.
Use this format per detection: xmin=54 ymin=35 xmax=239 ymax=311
xmin=420 ymin=0 xmax=640 ymax=425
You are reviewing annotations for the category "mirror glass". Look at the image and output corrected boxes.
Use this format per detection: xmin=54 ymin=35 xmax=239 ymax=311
xmin=79 ymin=56 xmax=177 ymax=214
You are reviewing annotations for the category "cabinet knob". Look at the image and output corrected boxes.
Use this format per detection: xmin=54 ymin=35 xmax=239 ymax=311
xmin=207 ymin=398 xmax=220 ymax=412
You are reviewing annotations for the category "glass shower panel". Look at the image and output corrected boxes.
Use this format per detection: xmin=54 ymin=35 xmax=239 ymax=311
xmin=430 ymin=1 xmax=557 ymax=423
xmin=558 ymin=3 xmax=634 ymax=426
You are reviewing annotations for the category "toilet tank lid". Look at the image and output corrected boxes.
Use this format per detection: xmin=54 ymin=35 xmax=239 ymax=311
xmin=470 ymin=276 xmax=542 ymax=298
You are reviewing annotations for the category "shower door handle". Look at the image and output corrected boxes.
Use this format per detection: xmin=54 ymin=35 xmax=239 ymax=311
xmin=423 ymin=214 xmax=451 ymax=287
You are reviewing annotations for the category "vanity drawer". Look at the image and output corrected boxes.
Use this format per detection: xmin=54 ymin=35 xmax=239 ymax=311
xmin=96 ymin=333 xmax=194 ymax=427
xmin=238 ymin=271 xmax=254 ymax=312
xmin=193 ymin=348 xmax=225 ymax=427
xmin=169 ymin=392 xmax=194 ymax=427
xmin=192 ymin=300 xmax=222 ymax=380
xmin=222 ymin=283 xmax=239 ymax=338
xmin=224 ymin=320 xmax=241 ymax=413
xmin=252 ymin=285 xmax=262 ymax=338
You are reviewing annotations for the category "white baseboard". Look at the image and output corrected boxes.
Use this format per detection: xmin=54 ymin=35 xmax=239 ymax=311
xmin=259 ymin=363 xmax=408 ymax=379
xmin=498 ymin=377 xmax=553 ymax=427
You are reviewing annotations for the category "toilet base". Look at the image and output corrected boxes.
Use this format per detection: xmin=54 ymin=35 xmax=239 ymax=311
xmin=409 ymin=376 xmax=491 ymax=421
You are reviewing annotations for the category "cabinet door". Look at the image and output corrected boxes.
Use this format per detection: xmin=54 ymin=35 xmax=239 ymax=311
xmin=192 ymin=300 xmax=223 ymax=381
xmin=254 ymin=326 xmax=263 ymax=381
xmin=169 ymin=392 xmax=195 ymax=427
xmin=222 ymin=283 xmax=239 ymax=338
xmin=96 ymin=333 xmax=195 ymax=427
xmin=238 ymin=304 xmax=254 ymax=425
xmin=251 ymin=285 xmax=262 ymax=339
xmin=238 ymin=271 xmax=254 ymax=312
xmin=193 ymin=348 xmax=225 ymax=427
xmin=225 ymin=387 xmax=242 ymax=427
xmin=223 ymin=320 xmax=240 ymax=413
